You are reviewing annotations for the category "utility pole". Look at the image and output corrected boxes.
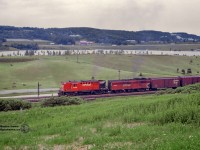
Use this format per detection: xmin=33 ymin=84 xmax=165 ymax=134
xmin=118 ymin=69 xmax=121 ymax=80
xmin=37 ymin=82 xmax=40 ymax=98
xmin=76 ymin=51 xmax=79 ymax=63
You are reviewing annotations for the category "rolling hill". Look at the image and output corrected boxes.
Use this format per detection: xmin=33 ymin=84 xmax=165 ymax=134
xmin=0 ymin=26 xmax=200 ymax=46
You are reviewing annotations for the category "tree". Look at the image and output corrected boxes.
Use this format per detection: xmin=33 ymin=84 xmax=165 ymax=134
xmin=187 ymin=68 xmax=192 ymax=74
xmin=24 ymin=50 xmax=34 ymax=56
xmin=64 ymin=51 xmax=71 ymax=55
xmin=181 ymin=69 xmax=185 ymax=74
xmin=25 ymin=50 xmax=29 ymax=56
xmin=29 ymin=50 xmax=34 ymax=56
xmin=11 ymin=44 xmax=39 ymax=50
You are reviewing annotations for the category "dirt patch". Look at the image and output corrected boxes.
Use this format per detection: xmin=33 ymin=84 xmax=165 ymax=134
xmin=42 ymin=134 xmax=60 ymax=141
xmin=90 ymin=128 xmax=97 ymax=133
xmin=103 ymin=121 xmax=145 ymax=128
xmin=104 ymin=142 xmax=132 ymax=149
xmin=64 ymin=137 xmax=94 ymax=150
xmin=103 ymin=121 xmax=121 ymax=128
xmin=4 ymin=146 xmax=12 ymax=150
xmin=124 ymin=122 xmax=146 ymax=128
xmin=65 ymin=144 xmax=93 ymax=150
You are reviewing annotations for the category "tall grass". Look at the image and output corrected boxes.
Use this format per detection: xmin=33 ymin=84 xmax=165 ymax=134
xmin=0 ymin=85 xmax=200 ymax=149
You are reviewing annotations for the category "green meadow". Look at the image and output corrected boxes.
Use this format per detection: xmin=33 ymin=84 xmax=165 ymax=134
xmin=0 ymin=84 xmax=200 ymax=149
xmin=1 ymin=54 xmax=200 ymax=149
xmin=0 ymin=54 xmax=199 ymax=90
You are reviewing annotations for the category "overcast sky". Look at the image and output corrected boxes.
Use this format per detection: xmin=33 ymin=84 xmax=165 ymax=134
xmin=0 ymin=0 xmax=200 ymax=35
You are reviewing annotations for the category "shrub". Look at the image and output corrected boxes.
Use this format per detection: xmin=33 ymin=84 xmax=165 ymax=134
xmin=181 ymin=69 xmax=185 ymax=74
xmin=156 ymin=83 xmax=200 ymax=95
xmin=41 ymin=96 xmax=83 ymax=107
xmin=187 ymin=68 xmax=192 ymax=74
xmin=0 ymin=99 xmax=31 ymax=111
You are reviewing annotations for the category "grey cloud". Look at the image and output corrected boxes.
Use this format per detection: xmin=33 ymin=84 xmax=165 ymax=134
xmin=0 ymin=0 xmax=199 ymax=35
xmin=0 ymin=0 xmax=8 ymax=8
xmin=79 ymin=0 xmax=165 ymax=30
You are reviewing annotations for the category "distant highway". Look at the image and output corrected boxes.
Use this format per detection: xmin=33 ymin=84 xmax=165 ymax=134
xmin=0 ymin=88 xmax=58 ymax=95
xmin=0 ymin=93 xmax=57 ymax=99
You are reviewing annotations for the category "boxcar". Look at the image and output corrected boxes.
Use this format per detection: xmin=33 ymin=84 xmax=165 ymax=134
xmin=150 ymin=77 xmax=180 ymax=90
xmin=180 ymin=76 xmax=200 ymax=86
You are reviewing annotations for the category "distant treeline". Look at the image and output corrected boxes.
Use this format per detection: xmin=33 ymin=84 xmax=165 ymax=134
xmin=0 ymin=26 xmax=200 ymax=46
xmin=0 ymin=38 xmax=8 ymax=50
xmin=10 ymin=43 xmax=39 ymax=50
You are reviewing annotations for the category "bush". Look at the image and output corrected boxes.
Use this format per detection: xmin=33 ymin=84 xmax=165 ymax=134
xmin=0 ymin=99 xmax=31 ymax=111
xmin=187 ymin=68 xmax=192 ymax=74
xmin=181 ymin=69 xmax=185 ymax=74
xmin=156 ymin=83 xmax=200 ymax=95
xmin=41 ymin=96 xmax=83 ymax=107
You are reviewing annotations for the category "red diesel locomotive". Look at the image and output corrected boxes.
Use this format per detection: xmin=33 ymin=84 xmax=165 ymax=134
xmin=58 ymin=76 xmax=200 ymax=96
xmin=58 ymin=80 xmax=107 ymax=96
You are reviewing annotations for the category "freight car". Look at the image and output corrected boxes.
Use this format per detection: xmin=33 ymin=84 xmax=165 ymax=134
xmin=150 ymin=77 xmax=180 ymax=90
xmin=180 ymin=76 xmax=200 ymax=86
xmin=58 ymin=76 xmax=200 ymax=96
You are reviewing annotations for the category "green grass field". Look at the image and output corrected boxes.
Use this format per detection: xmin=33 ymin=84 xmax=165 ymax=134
xmin=0 ymin=85 xmax=200 ymax=149
xmin=0 ymin=54 xmax=200 ymax=90
xmin=1 ymin=54 xmax=200 ymax=149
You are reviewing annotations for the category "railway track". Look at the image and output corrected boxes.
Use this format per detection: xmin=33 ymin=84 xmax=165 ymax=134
xmin=80 ymin=91 xmax=156 ymax=101
xmin=21 ymin=96 xmax=50 ymax=102
xmin=21 ymin=91 xmax=156 ymax=102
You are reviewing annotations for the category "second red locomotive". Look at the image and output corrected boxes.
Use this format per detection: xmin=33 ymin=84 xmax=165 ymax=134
xmin=108 ymin=78 xmax=151 ymax=93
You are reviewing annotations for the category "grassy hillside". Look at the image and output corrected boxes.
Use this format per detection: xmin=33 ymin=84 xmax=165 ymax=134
xmin=0 ymin=55 xmax=200 ymax=90
xmin=0 ymin=84 xmax=200 ymax=149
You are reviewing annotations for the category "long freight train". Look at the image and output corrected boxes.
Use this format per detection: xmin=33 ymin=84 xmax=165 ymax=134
xmin=58 ymin=76 xmax=200 ymax=96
